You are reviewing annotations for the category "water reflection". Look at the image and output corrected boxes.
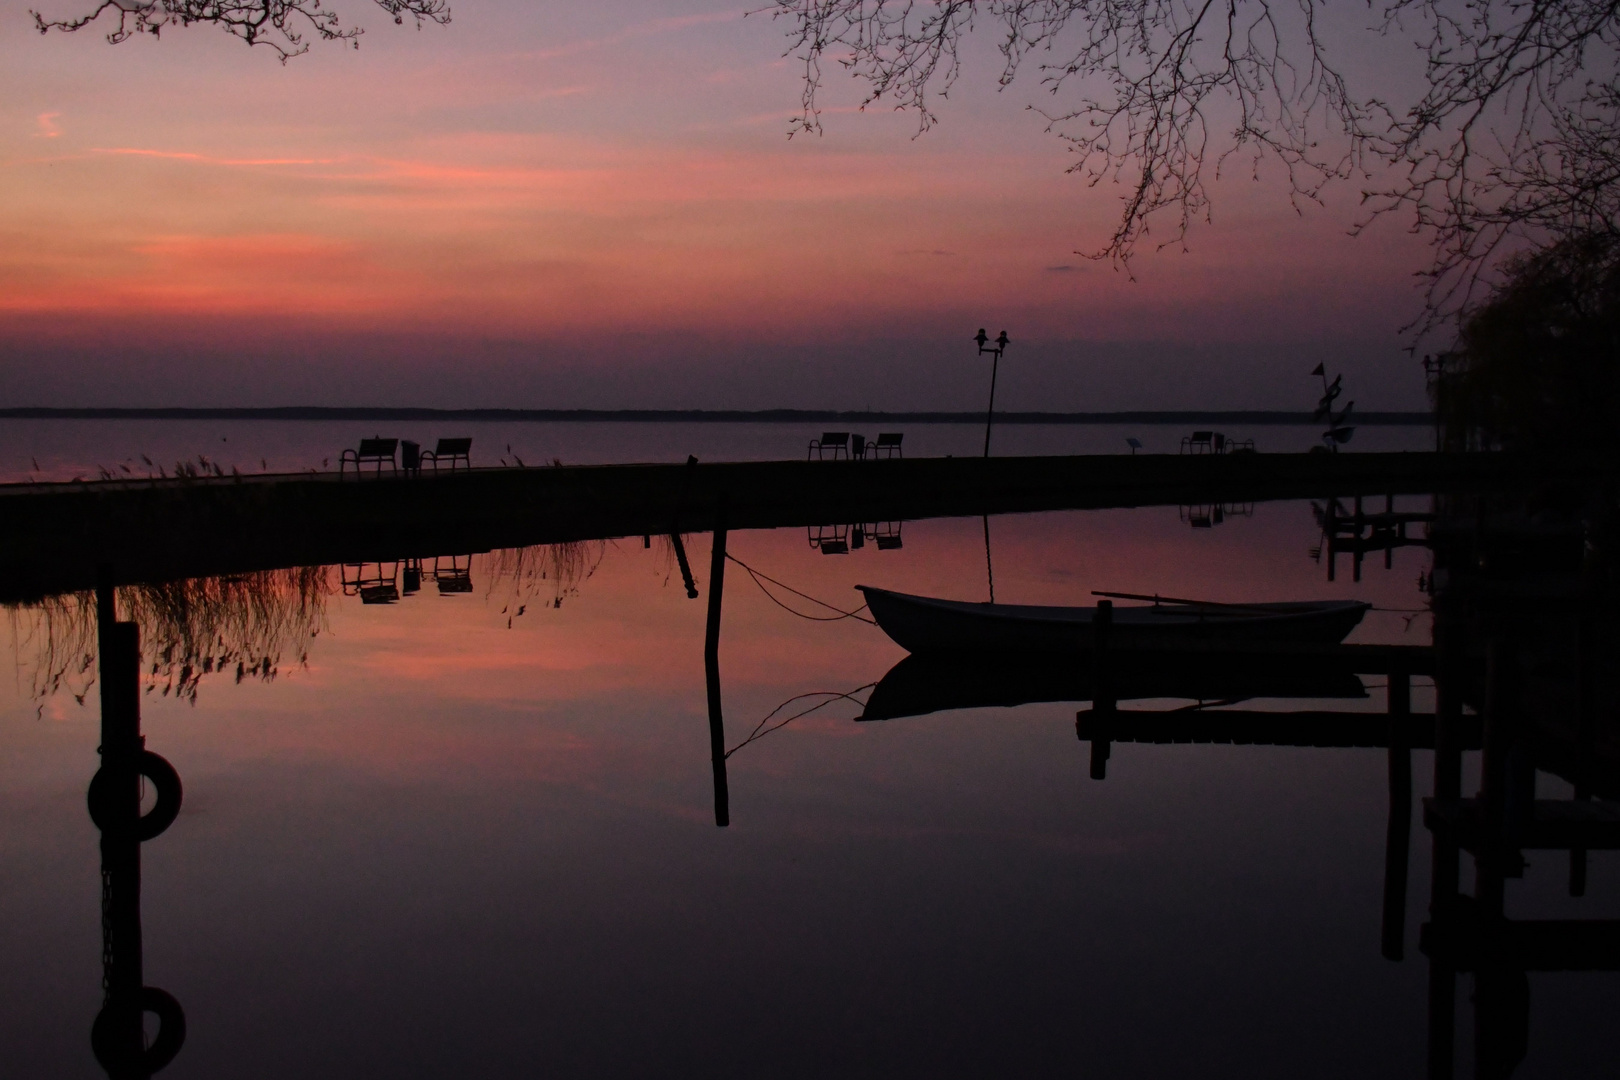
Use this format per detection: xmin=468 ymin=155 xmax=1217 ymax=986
xmin=89 ymin=589 xmax=185 ymax=1078
xmin=8 ymin=567 xmax=328 ymax=704
xmin=5 ymin=490 xmax=1618 ymax=1075
xmin=808 ymin=521 xmax=905 ymax=554
xmin=1180 ymin=501 xmax=1254 ymax=528
xmin=1312 ymin=496 xmax=1436 ymax=582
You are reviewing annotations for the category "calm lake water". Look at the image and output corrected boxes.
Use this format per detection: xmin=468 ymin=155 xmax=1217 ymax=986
xmin=2 ymin=422 xmax=1615 ymax=1077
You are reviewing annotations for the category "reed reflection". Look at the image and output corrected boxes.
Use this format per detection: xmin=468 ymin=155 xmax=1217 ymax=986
xmin=8 ymin=566 xmax=329 ymax=705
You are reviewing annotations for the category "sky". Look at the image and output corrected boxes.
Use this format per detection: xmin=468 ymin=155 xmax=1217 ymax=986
xmin=0 ymin=0 xmax=1437 ymax=410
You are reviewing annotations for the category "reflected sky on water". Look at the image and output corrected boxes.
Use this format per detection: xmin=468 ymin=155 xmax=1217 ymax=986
xmin=3 ymin=452 xmax=1618 ymax=1075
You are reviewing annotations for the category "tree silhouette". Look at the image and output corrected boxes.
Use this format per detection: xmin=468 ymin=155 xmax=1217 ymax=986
xmin=771 ymin=0 xmax=1620 ymax=324
xmin=32 ymin=0 xmax=448 ymax=60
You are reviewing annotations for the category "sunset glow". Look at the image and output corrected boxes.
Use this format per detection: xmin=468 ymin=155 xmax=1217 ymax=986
xmin=1 ymin=1 xmax=1433 ymax=408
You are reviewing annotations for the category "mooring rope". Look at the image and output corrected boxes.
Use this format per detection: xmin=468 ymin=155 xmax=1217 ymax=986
xmin=724 ymin=553 xmax=877 ymax=624
xmin=725 ymin=683 xmax=878 ymax=758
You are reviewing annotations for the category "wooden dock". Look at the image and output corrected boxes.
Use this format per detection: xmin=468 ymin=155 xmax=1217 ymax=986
xmin=0 ymin=451 xmax=1524 ymax=601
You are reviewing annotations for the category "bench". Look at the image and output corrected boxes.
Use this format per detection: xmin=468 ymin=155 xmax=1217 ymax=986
xmin=423 ymin=437 xmax=473 ymax=473
xmin=808 ymin=432 xmax=850 ymax=460
xmin=339 ymin=437 xmax=399 ymax=479
xmin=871 ymin=433 xmax=903 ymax=459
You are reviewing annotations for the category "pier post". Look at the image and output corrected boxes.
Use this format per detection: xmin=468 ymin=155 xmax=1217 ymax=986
xmin=1572 ymin=600 xmax=1594 ymax=896
xmin=670 ymin=533 xmax=699 ymax=600
xmin=1426 ymin=602 xmax=1462 ymax=1079
xmin=1382 ymin=669 xmax=1413 ymax=960
xmin=1089 ymin=601 xmax=1114 ymax=780
xmin=89 ymin=615 xmax=186 ymax=1078
xmin=704 ymin=511 xmax=730 ymax=828
xmin=982 ymin=515 xmax=995 ymax=604
xmin=1477 ymin=636 xmax=1516 ymax=912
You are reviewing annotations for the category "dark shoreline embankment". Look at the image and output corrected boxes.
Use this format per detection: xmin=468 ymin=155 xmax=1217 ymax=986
xmin=0 ymin=451 xmax=1517 ymax=602
xmin=0 ymin=407 xmax=1434 ymax=425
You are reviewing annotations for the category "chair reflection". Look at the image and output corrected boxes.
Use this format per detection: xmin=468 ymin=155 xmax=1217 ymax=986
xmin=432 ymin=554 xmax=473 ymax=594
xmin=1179 ymin=502 xmax=1253 ymax=528
xmin=90 ymin=583 xmax=186 ymax=1078
xmin=341 ymin=561 xmax=401 ymax=604
xmin=808 ymin=522 xmax=904 ymax=554
xmin=808 ymin=524 xmax=849 ymax=554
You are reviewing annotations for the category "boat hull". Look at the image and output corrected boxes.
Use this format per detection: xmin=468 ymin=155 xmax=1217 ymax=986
xmin=858 ymin=586 xmax=1370 ymax=655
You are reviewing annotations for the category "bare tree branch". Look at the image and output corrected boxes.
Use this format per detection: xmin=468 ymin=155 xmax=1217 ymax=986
xmin=772 ymin=0 xmax=1620 ymax=323
xmin=31 ymin=0 xmax=450 ymax=60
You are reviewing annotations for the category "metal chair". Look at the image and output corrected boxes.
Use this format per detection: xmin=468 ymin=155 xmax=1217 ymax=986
xmin=339 ymin=438 xmax=399 ymax=479
xmin=872 ymin=433 xmax=904 ymax=458
xmin=423 ymin=437 xmax=473 ymax=473
xmin=808 ymin=433 xmax=850 ymax=460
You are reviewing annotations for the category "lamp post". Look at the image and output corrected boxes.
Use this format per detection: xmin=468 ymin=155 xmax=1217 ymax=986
xmin=975 ymin=328 xmax=1010 ymax=458
xmin=973 ymin=327 xmax=1009 ymax=604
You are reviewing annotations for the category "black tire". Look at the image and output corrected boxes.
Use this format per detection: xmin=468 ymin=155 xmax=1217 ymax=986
xmin=91 ymin=986 xmax=187 ymax=1075
xmin=87 ymin=751 xmax=183 ymax=841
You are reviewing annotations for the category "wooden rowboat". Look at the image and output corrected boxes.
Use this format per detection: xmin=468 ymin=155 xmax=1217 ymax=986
xmin=857 ymin=586 xmax=1370 ymax=654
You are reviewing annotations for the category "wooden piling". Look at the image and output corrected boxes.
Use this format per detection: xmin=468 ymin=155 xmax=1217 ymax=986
xmin=1477 ymin=634 xmax=1518 ymax=911
xmin=669 ymin=533 xmax=699 ymax=599
xmin=1089 ymin=601 xmax=1114 ymax=780
xmin=704 ymin=511 xmax=730 ymax=828
xmin=1382 ymin=668 xmax=1413 ymax=961
xmin=1426 ymin=605 xmax=1461 ymax=1079
xmin=1572 ymin=600 xmax=1595 ymax=896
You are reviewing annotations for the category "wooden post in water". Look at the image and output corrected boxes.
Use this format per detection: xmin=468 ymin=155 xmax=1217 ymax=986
xmin=1427 ymin=600 xmax=1462 ymax=1080
xmin=1571 ymin=599 xmax=1594 ymax=896
xmin=89 ymin=615 xmax=187 ymax=1077
xmin=1089 ymin=601 xmax=1114 ymax=780
xmin=1325 ymin=501 xmax=1338 ymax=582
xmin=669 ymin=533 xmax=699 ymax=599
xmin=704 ymin=511 xmax=730 ymax=827
xmin=1381 ymin=667 xmax=1412 ymax=961
xmin=1477 ymin=635 xmax=1515 ymax=913
xmin=982 ymin=515 xmax=995 ymax=604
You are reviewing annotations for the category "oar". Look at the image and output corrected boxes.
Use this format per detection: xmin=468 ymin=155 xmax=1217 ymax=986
xmin=1090 ymin=590 xmax=1298 ymax=617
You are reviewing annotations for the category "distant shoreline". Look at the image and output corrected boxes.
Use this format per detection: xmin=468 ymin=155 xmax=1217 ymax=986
xmin=0 ymin=407 xmax=1433 ymax=425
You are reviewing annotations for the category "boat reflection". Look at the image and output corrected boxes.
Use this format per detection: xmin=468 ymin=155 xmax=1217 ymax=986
xmin=859 ymin=651 xmax=1371 ymax=723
